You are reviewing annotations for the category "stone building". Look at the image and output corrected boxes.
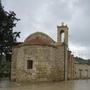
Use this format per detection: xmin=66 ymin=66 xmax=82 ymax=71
xmin=75 ymin=60 xmax=90 ymax=79
xmin=12 ymin=23 xmax=89 ymax=82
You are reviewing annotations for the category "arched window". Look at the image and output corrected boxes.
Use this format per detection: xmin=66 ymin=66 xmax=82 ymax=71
xmin=60 ymin=31 xmax=65 ymax=43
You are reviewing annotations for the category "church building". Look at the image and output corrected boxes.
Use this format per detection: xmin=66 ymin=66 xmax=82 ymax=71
xmin=11 ymin=23 xmax=75 ymax=82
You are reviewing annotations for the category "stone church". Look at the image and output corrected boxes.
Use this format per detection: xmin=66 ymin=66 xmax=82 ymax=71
xmin=11 ymin=23 xmax=89 ymax=82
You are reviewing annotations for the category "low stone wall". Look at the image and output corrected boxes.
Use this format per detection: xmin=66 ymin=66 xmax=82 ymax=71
xmin=75 ymin=64 xmax=90 ymax=79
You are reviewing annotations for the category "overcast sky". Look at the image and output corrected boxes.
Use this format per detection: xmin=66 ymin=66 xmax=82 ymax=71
xmin=2 ymin=0 xmax=90 ymax=59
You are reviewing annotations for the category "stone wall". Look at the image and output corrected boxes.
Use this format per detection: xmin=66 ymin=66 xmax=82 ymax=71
xmin=75 ymin=64 xmax=90 ymax=79
xmin=11 ymin=45 xmax=65 ymax=82
xmin=67 ymin=51 xmax=75 ymax=80
xmin=12 ymin=44 xmax=90 ymax=82
xmin=71 ymin=55 xmax=75 ymax=79
xmin=54 ymin=45 xmax=65 ymax=81
xmin=67 ymin=51 xmax=71 ymax=80
xmin=11 ymin=47 xmax=19 ymax=81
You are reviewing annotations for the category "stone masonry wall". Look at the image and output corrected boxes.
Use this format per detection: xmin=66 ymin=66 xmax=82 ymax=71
xmin=75 ymin=64 xmax=90 ymax=79
xmin=67 ymin=51 xmax=75 ymax=80
xmin=11 ymin=47 xmax=19 ymax=81
xmin=11 ymin=45 xmax=65 ymax=82
xmin=67 ymin=51 xmax=71 ymax=80
xmin=55 ymin=45 xmax=65 ymax=81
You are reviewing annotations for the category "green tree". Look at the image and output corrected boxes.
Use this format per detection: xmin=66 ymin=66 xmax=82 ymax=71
xmin=0 ymin=0 xmax=20 ymax=55
xmin=0 ymin=0 xmax=20 ymax=78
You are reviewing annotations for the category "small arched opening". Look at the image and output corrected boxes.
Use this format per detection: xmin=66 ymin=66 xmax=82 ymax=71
xmin=60 ymin=30 xmax=65 ymax=43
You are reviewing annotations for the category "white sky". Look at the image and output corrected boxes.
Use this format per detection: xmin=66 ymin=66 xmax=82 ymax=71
xmin=2 ymin=0 xmax=90 ymax=59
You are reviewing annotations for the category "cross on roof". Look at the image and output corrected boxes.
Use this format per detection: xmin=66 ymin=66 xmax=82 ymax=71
xmin=61 ymin=22 xmax=64 ymax=26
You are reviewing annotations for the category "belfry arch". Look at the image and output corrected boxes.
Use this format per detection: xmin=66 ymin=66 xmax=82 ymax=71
xmin=60 ymin=30 xmax=65 ymax=43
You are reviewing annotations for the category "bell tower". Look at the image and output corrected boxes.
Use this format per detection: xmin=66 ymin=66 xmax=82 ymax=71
xmin=57 ymin=22 xmax=68 ymax=46
xmin=57 ymin=22 xmax=69 ymax=80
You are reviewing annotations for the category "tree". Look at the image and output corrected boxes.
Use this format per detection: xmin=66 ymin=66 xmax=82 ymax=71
xmin=0 ymin=0 xmax=20 ymax=55
xmin=0 ymin=0 xmax=20 ymax=77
